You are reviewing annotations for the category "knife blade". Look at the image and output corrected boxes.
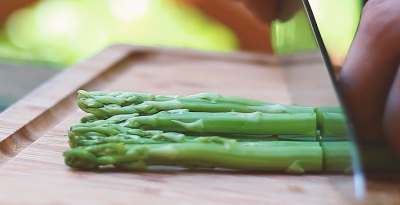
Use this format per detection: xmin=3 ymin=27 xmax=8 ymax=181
xmin=270 ymin=0 xmax=366 ymax=200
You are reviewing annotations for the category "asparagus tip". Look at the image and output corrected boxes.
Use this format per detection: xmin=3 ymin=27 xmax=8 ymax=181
xmin=63 ymin=148 xmax=98 ymax=169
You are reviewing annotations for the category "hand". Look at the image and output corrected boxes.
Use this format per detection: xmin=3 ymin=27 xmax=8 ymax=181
xmin=339 ymin=0 xmax=400 ymax=156
xmin=231 ymin=0 xmax=303 ymax=24
xmin=235 ymin=0 xmax=400 ymax=158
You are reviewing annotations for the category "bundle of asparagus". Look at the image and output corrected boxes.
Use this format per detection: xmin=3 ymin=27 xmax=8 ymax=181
xmin=63 ymin=90 xmax=400 ymax=173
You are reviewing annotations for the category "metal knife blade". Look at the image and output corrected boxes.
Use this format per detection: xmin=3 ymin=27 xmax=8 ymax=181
xmin=270 ymin=0 xmax=366 ymax=200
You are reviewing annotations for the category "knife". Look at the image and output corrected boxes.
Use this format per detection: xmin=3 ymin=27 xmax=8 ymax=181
xmin=270 ymin=0 xmax=366 ymax=200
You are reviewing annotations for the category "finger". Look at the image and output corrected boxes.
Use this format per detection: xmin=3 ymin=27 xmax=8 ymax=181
xmin=276 ymin=0 xmax=303 ymax=21
xmin=238 ymin=0 xmax=302 ymax=23
xmin=241 ymin=0 xmax=278 ymax=23
xmin=339 ymin=0 xmax=400 ymax=141
xmin=384 ymin=63 xmax=400 ymax=157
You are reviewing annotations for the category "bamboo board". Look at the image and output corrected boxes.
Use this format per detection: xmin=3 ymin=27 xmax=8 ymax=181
xmin=0 ymin=44 xmax=399 ymax=205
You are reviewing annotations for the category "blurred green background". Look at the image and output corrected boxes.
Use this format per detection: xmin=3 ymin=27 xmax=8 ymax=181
xmin=0 ymin=0 xmax=362 ymax=67
xmin=0 ymin=0 xmax=239 ymax=68
xmin=0 ymin=0 xmax=363 ymax=112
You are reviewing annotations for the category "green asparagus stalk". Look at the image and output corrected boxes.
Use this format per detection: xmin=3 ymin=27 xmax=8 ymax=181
xmin=65 ymin=90 xmax=400 ymax=173
xmin=73 ymin=134 xmax=172 ymax=147
xmin=71 ymin=117 xmax=279 ymax=140
xmin=78 ymin=104 xmax=140 ymax=119
xmin=148 ymin=95 xmax=314 ymax=114
xmin=321 ymin=141 xmax=400 ymax=172
xmin=178 ymin=132 xmax=278 ymax=140
xmin=122 ymin=111 xmax=317 ymax=136
xmin=77 ymin=90 xmax=160 ymax=106
xmin=70 ymin=127 xmax=282 ymax=144
xmin=319 ymin=113 xmax=347 ymax=136
xmin=315 ymin=106 xmax=343 ymax=114
xmin=315 ymin=106 xmax=343 ymax=129
xmin=69 ymin=127 xmax=162 ymax=147
xmin=320 ymin=141 xmax=353 ymax=172
xmin=80 ymin=115 xmax=102 ymax=123
xmin=73 ymin=135 xmax=319 ymax=149
xmin=78 ymin=90 xmax=312 ymax=108
xmin=70 ymin=122 xmax=139 ymax=136
xmin=77 ymin=90 xmax=315 ymax=118
xmin=239 ymin=141 xmax=319 ymax=147
xmin=63 ymin=142 xmax=323 ymax=173
xmin=70 ymin=115 xmax=298 ymax=147
xmin=183 ymin=93 xmax=312 ymax=113
xmin=72 ymin=133 xmax=227 ymax=148
xmin=69 ymin=117 xmax=164 ymax=148
xmin=80 ymin=113 xmax=138 ymax=126
xmin=79 ymin=98 xmax=316 ymax=119
xmin=71 ymin=124 xmax=320 ymax=148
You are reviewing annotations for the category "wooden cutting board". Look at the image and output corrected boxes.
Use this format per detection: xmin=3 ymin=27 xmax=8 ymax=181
xmin=0 ymin=44 xmax=399 ymax=205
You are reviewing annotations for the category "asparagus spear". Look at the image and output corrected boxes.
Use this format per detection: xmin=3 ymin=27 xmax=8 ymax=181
xmin=71 ymin=124 xmax=320 ymax=148
xmin=178 ymin=132 xmax=278 ymax=140
xmin=70 ymin=114 xmax=296 ymax=147
xmin=70 ymin=122 xmax=154 ymax=136
xmin=66 ymin=90 xmax=400 ymax=173
xmin=72 ymin=132 xmax=281 ymax=146
xmin=71 ymin=116 xmax=280 ymax=139
xmin=78 ymin=104 xmax=141 ymax=119
xmin=63 ymin=142 xmax=323 ymax=173
xmin=319 ymin=113 xmax=347 ymax=136
xmin=183 ymin=93 xmax=311 ymax=113
xmin=72 ymin=133 xmax=229 ymax=147
xmin=77 ymin=90 xmax=315 ymax=118
xmin=80 ymin=115 xmax=102 ymax=123
xmin=73 ymin=134 xmax=172 ymax=147
xmin=77 ymin=90 xmax=300 ymax=107
xmin=239 ymin=141 xmax=319 ymax=147
xmin=69 ymin=116 xmax=164 ymax=148
xmin=315 ymin=106 xmax=343 ymax=114
xmin=321 ymin=141 xmax=400 ymax=172
xmin=79 ymin=99 xmax=316 ymax=119
xmin=320 ymin=141 xmax=352 ymax=172
xmin=77 ymin=90 xmax=160 ymax=106
xmin=122 ymin=111 xmax=317 ymax=136
xmin=315 ymin=106 xmax=343 ymax=129
xmin=69 ymin=126 xmax=163 ymax=147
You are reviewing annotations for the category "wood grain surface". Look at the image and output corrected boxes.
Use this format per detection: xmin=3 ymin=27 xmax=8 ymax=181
xmin=0 ymin=44 xmax=399 ymax=205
